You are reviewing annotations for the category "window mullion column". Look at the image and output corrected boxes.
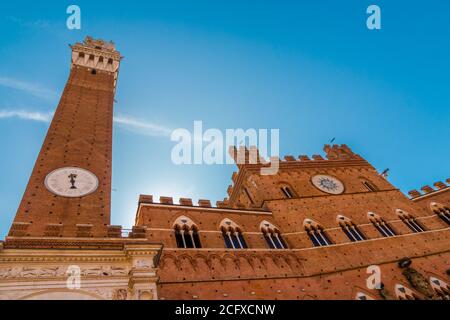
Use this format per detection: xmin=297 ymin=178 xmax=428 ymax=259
xmin=274 ymin=233 xmax=284 ymax=249
xmin=235 ymin=232 xmax=243 ymax=249
xmin=227 ymin=231 xmax=236 ymax=249
xmin=267 ymin=233 xmax=277 ymax=248
xmin=189 ymin=230 xmax=196 ymax=248
xmin=351 ymin=226 xmax=364 ymax=241
xmin=180 ymin=229 xmax=187 ymax=248
xmin=345 ymin=226 xmax=357 ymax=241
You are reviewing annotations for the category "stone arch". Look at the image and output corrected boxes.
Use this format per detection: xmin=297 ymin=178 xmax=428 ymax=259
xmin=173 ymin=215 xmax=198 ymax=230
xmin=395 ymin=284 xmax=420 ymax=300
xmin=260 ymin=220 xmax=280 ymax=233
xmin=429 ymin=276 xmax=449 ymax=299
xmin=219 ymin=218 xmax=242 ymax=233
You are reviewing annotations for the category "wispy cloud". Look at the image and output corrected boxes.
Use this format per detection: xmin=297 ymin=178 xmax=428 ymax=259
xmin=114 ymin=114 xmax=172 ymax=137
xmin=0 ymin=110 xmax=54 ymax=123
xmin=0 ymin=109 xmax=172 ymax=138
xmin=0 ymin=77 xmax=58 ymax=101
xmin=7 ymin=16 xmax=51 ymax=29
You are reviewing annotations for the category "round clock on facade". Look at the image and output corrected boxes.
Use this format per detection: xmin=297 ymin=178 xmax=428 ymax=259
xmin=44 ymin=167 xmax=99 ymax=198
xmin=311 ymin=174 xmax=344 ymax=195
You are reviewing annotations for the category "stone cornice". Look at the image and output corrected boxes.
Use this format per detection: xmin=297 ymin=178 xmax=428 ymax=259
xmin=3 ymin=237 xmax=163 ymax=251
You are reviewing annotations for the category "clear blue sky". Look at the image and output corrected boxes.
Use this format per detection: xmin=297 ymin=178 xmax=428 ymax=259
xmin=0 ymin=1 xmax=449 ymax=238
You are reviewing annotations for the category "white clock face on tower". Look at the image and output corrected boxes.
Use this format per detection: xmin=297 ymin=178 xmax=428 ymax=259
xmin=44 ymin=167 xmax=99 ymax=198
xmin=311 ymin=175 xmax=344 ymax=195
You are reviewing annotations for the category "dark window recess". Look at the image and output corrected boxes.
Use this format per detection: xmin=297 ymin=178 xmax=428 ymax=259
xmin=281 ymin=186 xmax=294 ymax=198
xmin=223 ymin=233 xmax=233 ymax=249
xmin=363 ymin=181 xmax=378 ymax=192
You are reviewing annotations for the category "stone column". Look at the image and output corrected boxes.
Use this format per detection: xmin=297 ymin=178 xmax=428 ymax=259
xmin=125 ymin=244 xmax=160 ymax=300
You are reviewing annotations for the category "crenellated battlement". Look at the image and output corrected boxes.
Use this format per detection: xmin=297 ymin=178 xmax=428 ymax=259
xmin=408 ymin=179 xmax=450 ymax=199
xmin=225 ymin=144 xmax=373 ymax=207
xmin=139 ymin=144 xmax=368 ymax=212
xmin=228 ymin=144 xmax=366 ymax=168
xmin=70 ymin=36 xmax=123 ymax=91
xmin=137 ymin=195 xmax=266 ymax=212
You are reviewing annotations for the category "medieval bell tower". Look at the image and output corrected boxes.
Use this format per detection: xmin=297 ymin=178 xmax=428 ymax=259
xmin=10 ymin=37 xmax=121 ymax=238
xmin=0 ymin=37 xmax=161 ymax=300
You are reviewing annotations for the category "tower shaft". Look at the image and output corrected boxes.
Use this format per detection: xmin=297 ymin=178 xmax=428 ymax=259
xmin=9 ymin=37 xmax=122 ymax=238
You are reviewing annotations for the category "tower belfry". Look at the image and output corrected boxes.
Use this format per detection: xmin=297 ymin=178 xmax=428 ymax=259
xmin=10 ymin=37 xmax=122 ymax=238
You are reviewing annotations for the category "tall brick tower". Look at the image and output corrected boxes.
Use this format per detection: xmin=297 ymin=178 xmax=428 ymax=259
xmin=9 ymin=37 xmax=121 ymax=238
xmin=0 ymin=37 xmax=162 ymax=300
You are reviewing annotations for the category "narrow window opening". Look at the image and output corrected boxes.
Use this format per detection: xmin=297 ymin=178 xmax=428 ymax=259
xmin=363 ymin=181 xmax=377 ymax=192
xmin=281 ymin=186 xmax=294 ymax=199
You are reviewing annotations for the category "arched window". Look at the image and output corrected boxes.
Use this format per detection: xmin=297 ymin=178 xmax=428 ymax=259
xmin=304 ymin=219 xmax=332 ymax=247
xmin=280 ymin=184 xmax=295 ymax=199
xmin=429 ymin=277 xmax=449 ymax=300
xmin=368 ymin=212 xmax=397 ymax=237
xmin=220 ymin=219 xmax=247 ymax=249
xmin=396 ymin=209 xmax=425 ymax=233
xmin=173 ymin=216 xmax=202 ymax=249
xmin=361 ymin=179 xmax=378 ymax=192
xmin=395 ymin=284 xmax=419 ymax=300
xmin=355 ymin=292 xmax=375 ymax=300
xmin=260 ymin=221 xmax=287 ymax=249
xmin=430 ymin=202 xmax=450 ymax=226
xmin=337 ymin=215 xmax=367 ymax=242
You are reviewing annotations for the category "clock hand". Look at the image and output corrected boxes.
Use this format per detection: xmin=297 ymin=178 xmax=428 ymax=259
xmin=68 ymin=173 xmax=78 ymax=189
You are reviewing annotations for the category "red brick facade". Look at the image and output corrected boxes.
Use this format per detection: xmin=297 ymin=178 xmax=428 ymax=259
xmin=136 ymin=146 xmax=450 ymax=300
xmin=3 ymin=38 xmax=449 ymax=300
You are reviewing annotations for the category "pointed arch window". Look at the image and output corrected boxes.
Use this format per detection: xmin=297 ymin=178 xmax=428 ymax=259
xmin=430 ymin=277 xmax=449 ymax=300
xmin=280 ymin=184 xmax=296 ymax=199
xmin=355 ymin=292 xmax=375 ymax=300
xmin=337 ymin=215 xmax=367 ymax=242
xmin=396 ymin=209 xmax=425 ymax=233
xmin=220 ymin=219 xmax=247 ymax=249
xmin=395 ymin=284 xmax=419 ymax=300
xmin=430 ymin=202 xmax=450 ymax=226
xmin=368 ymin=212 xmax=397 ymax=237
xmin=304 ymin=219 xmax=332 ymax=247
xmin=362 ymin=180 xmax=378 ymax=192
xmin=260 ymin=221 xmax=287 ymax=249
xmin=173 ymin=216 xmax=202 ymax=249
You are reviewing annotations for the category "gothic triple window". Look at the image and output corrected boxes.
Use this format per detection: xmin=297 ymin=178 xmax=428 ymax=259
xmin=173 ymin=216 xmax=202 ymax=249
xmin=395 ymin=284 xmax=419 ymax=300
xmin=368 ymin=212 xmax=397 ymax=237
xmin=304 ymin=219 xmax=333 ymax=247
xmin=429 ymin=277 xmax=449 ymax=300
xmin=260 ymin=221 xmax=288 ymax=249
xmin=220 ymin=219 xmax=247 ymax=249
xmin=430 ymin=202 xmax=450 ymax=226
xmin=396 ymin=209 xmax=426 ymax=233
xmin=337 ymin=215 xmax=367 ymax=242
